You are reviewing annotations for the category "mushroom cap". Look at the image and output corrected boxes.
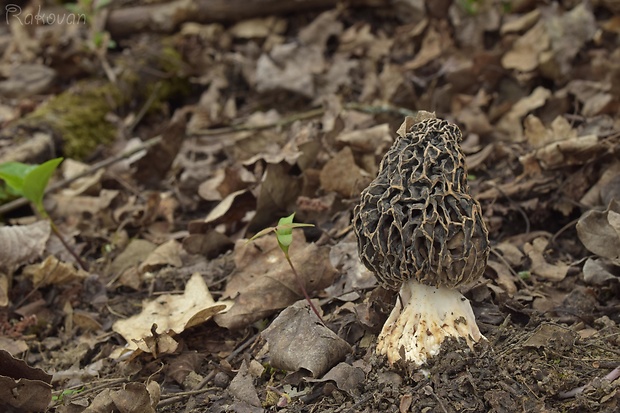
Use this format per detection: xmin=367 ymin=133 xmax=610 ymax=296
xmin=353 ymin=116 xmax=489 ymax=290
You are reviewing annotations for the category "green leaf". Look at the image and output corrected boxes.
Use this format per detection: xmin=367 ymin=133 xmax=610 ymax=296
xmin=23 ymin=157 xmax=63 ymax=213
xmin=248 ymin=226 xmax=277 ymax=243
xmin=0 ymin=162 xmax=36 ymax=194
xmin=275 ymin=213 xmax=296 ymax=254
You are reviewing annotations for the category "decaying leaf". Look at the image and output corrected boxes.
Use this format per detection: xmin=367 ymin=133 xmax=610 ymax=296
xmin=486 ymin=260 xmax=518 ymax=296
xmin=497 ymin=87 xmax=552 ymax=141
xmin=577 ymin=200 xmax=620 ymax=265
xmin=582 ymin=257 xmax=618 ymax=285
xmin=255 ymin=43 xmax=324 ymax=97
xmin=306 ymin=362 xmax=365 ymax=393
xmin=260 ymin=301 xmax=351 ymax=378
xmin=0 ymin=273 xmax=9 ymax=307
xmin=113 ymin=273 xmax=232 ymax=352
xmin=0 ymin=350 xmax=52 ymax=413
xmin=501 ymin=21 xmax=549 ymax=72
xmin=523 ymin=237 xmax=569 ymax=281
xmin=214 ymin=235 xmax=337 ymax=330
xmin=229 ymin=360 xmax=262 ymax=408
xmin=62 ymin=381 xmax=160 ymax=413
xmin=0 ymin=220 xmax=51 ymax=271
xmin=326 ymin=238 xmax=376 ymax=301
xmin=22 ymin=255 xmax=88 ymax=286
xmin=138 ymin=240 xmax=183 ymax=274
xmin=108 ymin=239 xmax=156 ymax=278
xmin=319 ymin=146 xmax=371 ymax=198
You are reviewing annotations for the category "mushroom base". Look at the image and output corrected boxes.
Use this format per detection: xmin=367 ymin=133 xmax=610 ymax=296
xmin=376 ymin=280 xmax=484 ymax=366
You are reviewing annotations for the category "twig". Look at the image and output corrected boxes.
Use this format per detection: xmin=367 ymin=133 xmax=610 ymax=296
xmin=192 ymin=103 xmax=416 ymax=136
xmin=193 ymin=107 xmax=325 ymax=136
xmin=558 ymin=365 xmax=620 ymax=399
xmin=0 ymin=136 xmax=161 ymax=216
xmin=49 ymin=220 xmax=89 ymax=272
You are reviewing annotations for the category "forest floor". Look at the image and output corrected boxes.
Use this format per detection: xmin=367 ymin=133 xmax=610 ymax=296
xmin=1 ymin=0 xmax=620 ymax=412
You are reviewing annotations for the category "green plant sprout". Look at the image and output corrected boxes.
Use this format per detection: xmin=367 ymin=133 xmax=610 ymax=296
xmin=0 ymin=157 xmax=88 ymax=271
xmin=249 ymin=213 xmax=323 ymax=323
xmin=65 ymin=0 xmax=117 ymax=49
xmin=52 ymin=387 xmax=85 ymax=403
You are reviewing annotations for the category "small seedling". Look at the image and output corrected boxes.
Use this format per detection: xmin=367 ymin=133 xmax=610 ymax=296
xmin=249 ymin=213 xmax=323 ymax=323
xmin=52 ymin=387 xmax=85 ymax=403
xmin=0 ymin=157 xmax=88 ymax=271
xmin=0 ymin=158 xmax=63 ymax=217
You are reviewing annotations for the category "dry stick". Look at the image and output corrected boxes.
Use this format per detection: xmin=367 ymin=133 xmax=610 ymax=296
xmin=192 ymin=103 xmax=416 ymax=136
xmin=0 ymin=136 xmax=162 ymax=216
xmin=49 ymin=220 xmax=89 ymax=272
xmin=558 ymin=365 xmax=620 ymax=399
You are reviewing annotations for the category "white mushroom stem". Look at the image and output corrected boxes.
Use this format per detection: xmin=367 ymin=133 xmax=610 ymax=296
xmin=376 ymin=280 xmax=484 ymax=366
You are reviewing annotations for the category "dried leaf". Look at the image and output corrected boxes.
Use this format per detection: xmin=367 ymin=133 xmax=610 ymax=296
xmin=255 ymin=43 xmax=324 ymax=97
xmin=0 ymin=220 xmax=51 ymax=270
xmin=306 ymin=362 xmax=365 ymax=393
xmin=139 ymin=240 xmax=183 ymax=274
xmin=85 ymin=382 xmax=160 ymax=413
xmin=576 ymin=200 xmax=620 ymax=265
xmin=22 ymin=255 xmax=88 ymax=286
xmin=113 ymin=273 xmax=232 ymax=351
xmin=0 ymin=350 xmax=52 ymax=413
xmin=320 ymin=147 xmax=371 ymax=198
xmin=229 ymin=360 xmax=261 ymax=407
xmin=261 ymin=301 xmax=351 ymax=378
xmin=523 ymin=237 xmax=569 ymax=281
xmin=214 ymin=235 xmax=337 ymax=330
xmin=582 ymin=257 xmax=618 ymax=285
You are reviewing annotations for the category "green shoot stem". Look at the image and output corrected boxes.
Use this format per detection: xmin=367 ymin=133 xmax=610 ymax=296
xmin=284 ymin=253 xmax=324 ymax=324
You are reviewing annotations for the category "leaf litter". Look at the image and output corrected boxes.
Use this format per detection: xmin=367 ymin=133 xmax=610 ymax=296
xmin=0 ymin=1 xmax=619 ymax=412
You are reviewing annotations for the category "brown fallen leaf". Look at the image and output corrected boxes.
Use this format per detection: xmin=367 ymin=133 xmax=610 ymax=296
xmin=501 ymin=20 xmax=549 ymax=72
xmin=582 ymin=257 xmax=618 ymax=285
xmin=523 ymin=237 xmax=569 ymax=281
xmin=138 ymin=239 xmax=183 ymax=274
xmin=0 ymin=349 xmax=52 ymax=413
xmin=112 ymin=273 xmax=232 ymax=353
xmin=320 ymin=146 xmax=371 ymax=198
xmin=214 ymin=235 xmax=337 ymax=330
xmin=260 ymin=301 xmax=352 ymax=378
xmin=306 ymin=362 xmax=365 ymax=393
xmin=64 ymin=381 xmax=160 ymax=413
xmin=0 ymin=220 xmax=51 ymax=271
xmin=229 ymin=360 xmax=262 ymax=407
xmin=576 ymin=199 xmax=620 ymax=265
xmin=22 ymin=255 xmax=88 ymax=286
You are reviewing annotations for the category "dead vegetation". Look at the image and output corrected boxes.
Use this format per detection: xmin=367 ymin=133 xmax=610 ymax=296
xmin=1 ymin=0 xmax=620 ymax=412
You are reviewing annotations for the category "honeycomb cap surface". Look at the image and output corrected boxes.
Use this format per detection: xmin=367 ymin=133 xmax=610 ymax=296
xmin=353 ymin=117 xmax=490 ymax=289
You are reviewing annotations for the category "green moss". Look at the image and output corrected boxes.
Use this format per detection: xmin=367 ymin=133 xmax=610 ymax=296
xmin=14 ymin=37 xmax=190 ymax=160
xmin=26 ymin=81 xmax=123 ymax=159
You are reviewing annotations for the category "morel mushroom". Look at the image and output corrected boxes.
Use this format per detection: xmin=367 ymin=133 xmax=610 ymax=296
xmin=353 ymin=111 xmax=489 ymax=366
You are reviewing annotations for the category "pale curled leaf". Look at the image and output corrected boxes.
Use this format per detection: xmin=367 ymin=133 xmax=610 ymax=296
xmin=0 ymin=221 xmax=51 ymax=270
xmin=576 ymin=199 xmax=620 ymax=265
xmin=582 ymin=257 xmax=618 ymax=285
xmin=112 ymin=273 xmax=232 ymax=351
xmin=22 ymin=255 xmax=88 ymax=286
xmin=523 ymin=237 xmax=569 ymax=281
